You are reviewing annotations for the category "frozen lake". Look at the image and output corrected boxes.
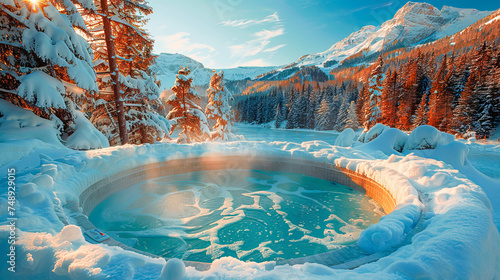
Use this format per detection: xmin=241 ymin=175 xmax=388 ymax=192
xmin=235 ymin=124 xmax=340 ymax=145
xmin=235 ymin=124 xmax=499 ymax=180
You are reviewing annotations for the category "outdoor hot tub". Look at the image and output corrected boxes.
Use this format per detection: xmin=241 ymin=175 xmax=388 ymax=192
xmin=66 ymin=155 xmax=398 ymax=270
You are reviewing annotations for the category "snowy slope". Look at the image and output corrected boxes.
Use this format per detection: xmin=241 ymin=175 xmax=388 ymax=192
xmin=151 ymin=53 xmax=278 ymax=89
xmin=151 ymin=53 xmax=214 ymax=89
xmin=259 ymin=2 xmax=491 ymax=80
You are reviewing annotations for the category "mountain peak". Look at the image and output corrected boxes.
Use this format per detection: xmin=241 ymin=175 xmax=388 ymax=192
xmin=393 ymin=2 xmax=440 ymax=22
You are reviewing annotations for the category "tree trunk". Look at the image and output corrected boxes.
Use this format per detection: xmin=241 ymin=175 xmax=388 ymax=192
xmin=100 ymin=0 xmax=128 ymax=145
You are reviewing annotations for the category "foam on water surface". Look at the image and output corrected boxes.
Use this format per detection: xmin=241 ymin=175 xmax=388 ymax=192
xmin=89 ymin=170 xmax=383 ymax=262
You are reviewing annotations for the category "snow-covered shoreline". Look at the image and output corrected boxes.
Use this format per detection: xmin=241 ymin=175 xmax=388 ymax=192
xmin=1 ymin=124 xmax=499 ymax=279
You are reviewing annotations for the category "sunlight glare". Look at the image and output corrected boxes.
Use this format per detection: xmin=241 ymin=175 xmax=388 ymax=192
xmin=27 ymin=0 xmax=39 ymax=11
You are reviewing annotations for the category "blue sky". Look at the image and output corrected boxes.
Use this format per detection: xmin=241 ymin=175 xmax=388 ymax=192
xmin=146 ymin=0 xmax=499 ymax=69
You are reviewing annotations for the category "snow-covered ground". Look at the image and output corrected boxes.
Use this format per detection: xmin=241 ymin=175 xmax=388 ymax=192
xmin=1 ymin=124 xmax=500 ymax=279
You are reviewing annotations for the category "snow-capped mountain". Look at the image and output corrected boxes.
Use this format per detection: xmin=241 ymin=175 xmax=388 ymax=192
xmin=151 ymin=53 xmax=278 ymax=89
xmin=258 ymin=2 xmax=492 ymax=80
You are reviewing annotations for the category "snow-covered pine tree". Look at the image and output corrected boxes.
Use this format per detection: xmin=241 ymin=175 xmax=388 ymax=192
xmin=469 ymin=43 xmax=495 ymax=138
xmin=345 ymin=101 xmax=360 ymax=131
xmin=275 ymin=92 xmax=286 ymax=128
xmin=205 ymin=70 xmax=235 ymax=141
xmin=285 ymin=87 xmax=299 ymax=129
xmin=306 ymin=86 xmax=318 ymax=129
xmin=356 ymin=83 xmax=369 ymax=126
xmin=447 ymin=54 xmax=470 ymax=106
xmin=315 ymin=98 xmax=332 ymax=131
xmin=412 ymin=92 xmax=428 ymax=130
xmin=167 ymin=67 xmax=210 ymax=143
xmin=450 ymin=71 xmax=477 ymax=135
xmin=489 ymin=48 xmax=500 ymax=130
xmin=335 ymin=96 xmax=349 ymax=131
xmin=87 ymin=0 xmax=169 ymax=145
xmin=365 ymin=56 xmax=385 ymax=130
xmin=0 ymin=0 xmax=109 ymax=149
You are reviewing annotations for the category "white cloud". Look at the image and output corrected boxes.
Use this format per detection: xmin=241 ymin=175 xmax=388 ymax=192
xmin=263 ymin=44 xmax=287 ymax=53
xmin=155 ymin=32 xmax=216 ymax=64
xmin=228 ymin=28 xmax=284 ymax=58
xmin=220 ymin=12 xmax=280 ymax=28
xmin=238 ymin=58 xmax=271 ymax=67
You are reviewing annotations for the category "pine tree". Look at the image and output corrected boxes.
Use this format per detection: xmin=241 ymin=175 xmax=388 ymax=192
xmin=397 ymin=56 xmax=422 ymax=130
xmin=275 ymin=93 xmax=286 ymax=128
xmin=365 ymin=56 xmax=384 ymax=129
xmin=335 ymin=96 xmax=349 ymax=131
xmin=381 ymin=69 xmax=398 ymax=128
xmin=167 ymin=67 xmax=210 ymax=143
xmin=356 ymin=83 xmax=369 ymax=126
xmin=0 ymin=0 xmax=109 ymax=148
xmin=450 ymin=71 xmax=477 ymax=135
xmin=315 ymin=98 xmax=333 ymax=130
xmin=285 ymin=87 xmax=297 ymax=129
xmin=447 ymin=54 xmax=470 ymax=105
xmin=428 ymin=55 xmax=451 ymax=130
xmin=470 ymin=43 xmax=495 ymax=138
xmin=205 ymin=71 xmax=235 ymax=141
xmin=306 ymin=87 xmax=317 ymax=129
xmin=489 ymin=48 xmax=500 ymax=129
xmin=412 ymin=92 xmax=428 ymax=130
xmin=345 ymin=101 xmax=360 ymax=130
xmin=87 ymin=0 xmax=167 ymax=145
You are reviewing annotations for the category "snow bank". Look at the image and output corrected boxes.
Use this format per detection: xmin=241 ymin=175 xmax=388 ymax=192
xmin=0 ymin=99 xmax=108 ymax=151
xmin=0 ymin=125 xmax=499 ymax=279
xmin=66 ymin=111 xmax=110 ymax=150
xmin=358 ymin=123 xmax=389 ymax=144
xmin=358 ymin=205 xmax=420 ymax=253
xmin=334 ymin=128 xmax=356 ymax=147
xmin=0 ymin=99 xmax=63 ymax=147
xmin=404 ymin=125 xmax=454 ymax=151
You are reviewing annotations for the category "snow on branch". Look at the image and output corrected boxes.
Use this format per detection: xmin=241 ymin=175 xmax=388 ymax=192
xmin=17 ymin=71 xmax=67 ymax=109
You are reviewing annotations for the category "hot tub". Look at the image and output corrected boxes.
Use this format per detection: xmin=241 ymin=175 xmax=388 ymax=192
xmin=68 ymin=156 xmax=397 ymax=270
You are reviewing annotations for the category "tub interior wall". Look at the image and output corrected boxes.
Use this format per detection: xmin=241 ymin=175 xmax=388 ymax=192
xmin=80 ymin=156 xmax=396 ymax=217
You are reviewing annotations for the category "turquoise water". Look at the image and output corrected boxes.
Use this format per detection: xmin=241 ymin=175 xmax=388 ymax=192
xmin=89 ymin=170 xmax=383 ymax=262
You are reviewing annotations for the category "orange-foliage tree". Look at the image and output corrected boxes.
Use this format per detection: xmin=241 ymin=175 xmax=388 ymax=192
xmin=235 ymin=10 xmax=500 ymax=138
xmin=167 ymin=67 xmax=210 ymax=143
xmin=86 ymin=0 xmax=170 ymax=145
xmin=381 ymin=69 xmax=399 ymax=128
xmin=428 ymin=55 xmax=451 ymax=130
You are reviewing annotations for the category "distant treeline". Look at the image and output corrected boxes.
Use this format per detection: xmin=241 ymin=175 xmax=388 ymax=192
xmin=234 ymin=12 xmax=500 ymax=138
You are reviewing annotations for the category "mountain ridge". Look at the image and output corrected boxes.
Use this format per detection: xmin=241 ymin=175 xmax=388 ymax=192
xmin=151 ymin=53 xmax=279 ymax=90
xmin=256 ymin=1 xmax=492 ymax=81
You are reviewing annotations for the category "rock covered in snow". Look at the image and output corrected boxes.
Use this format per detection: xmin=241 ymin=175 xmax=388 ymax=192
xmin=65 ymin=111 xmax=110 ymax=150
xmin=404 ymin=125 xmax=455 ymax=151
xmin=334 ymin=128 xmax=356 ymax=147
xmin=159 ymin=259 xmax=186 ymax=280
